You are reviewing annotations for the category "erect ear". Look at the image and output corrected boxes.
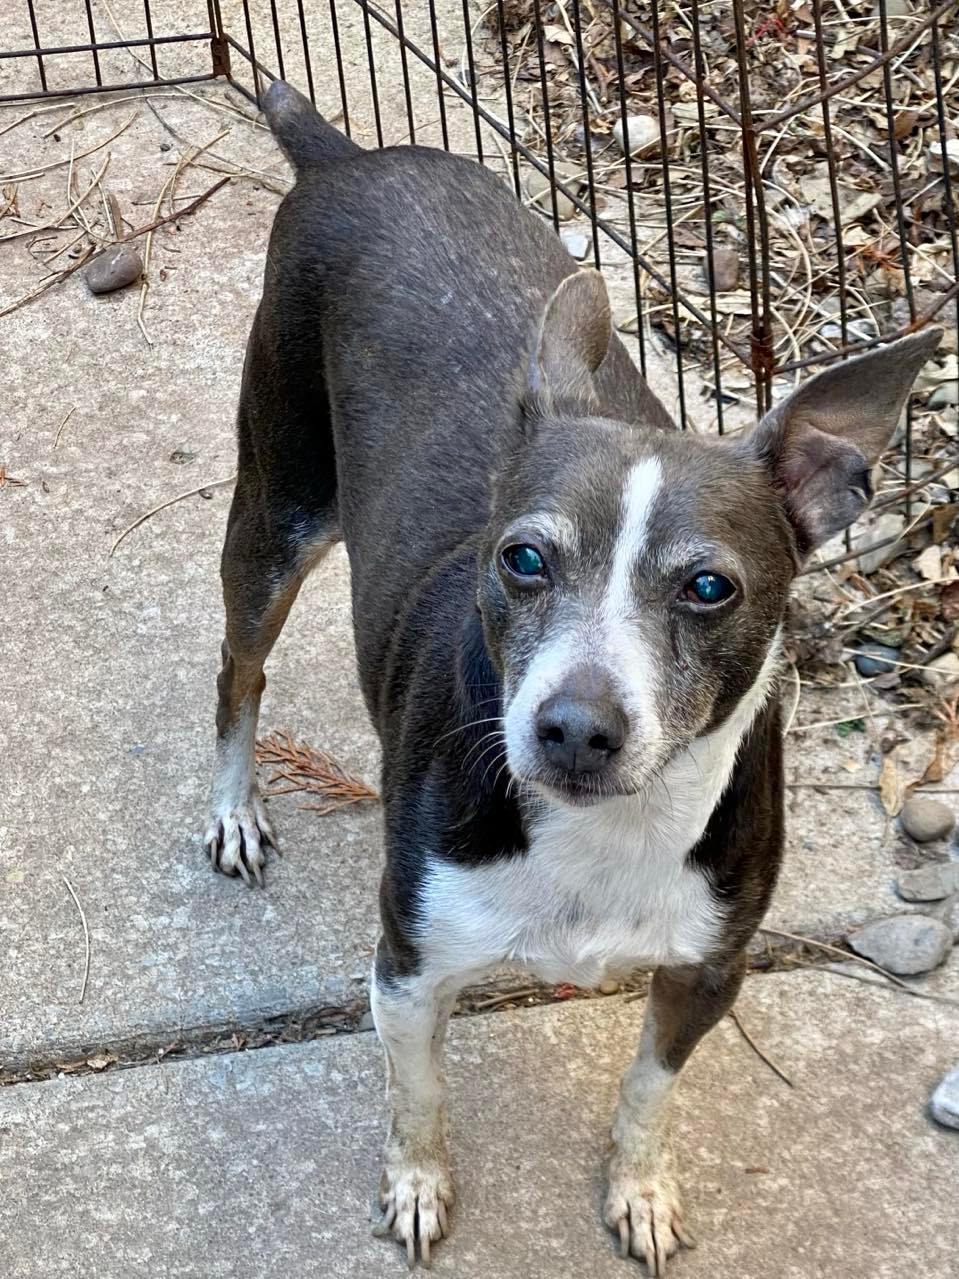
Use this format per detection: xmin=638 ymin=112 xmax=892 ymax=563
xmin=748 ymin=326 xmax=942 ymax=558
xmin=526 ymin=269 xmax=612 ymax=414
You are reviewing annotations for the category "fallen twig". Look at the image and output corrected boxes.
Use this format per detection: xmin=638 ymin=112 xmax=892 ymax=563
xmin=109 ymin=473 xmax=235 ymax=556
xmin=53 ymin=406 xmax=76 ymax=449
xmin=759 ymin=926 xmax=919 ymax=995
xmin=789 ymin=958 xmax=959 ymax=1010
xmin=472 ymin=987 xmax=542 ymax=1010
xmin=729 ymin=1008 xmax=794 ymax=1087
xmin=256 ymin=729 xmax=379 ymax=815
xmin=60 ymin=873 xmax=90 ymax=1005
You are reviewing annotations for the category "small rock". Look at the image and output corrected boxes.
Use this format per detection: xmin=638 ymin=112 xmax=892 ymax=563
xmin=525 ymin=170 xmax=575 ymax=221
xmin=357 ymin=1011 xmax=375 ymax=1031
xmin=160 ymin=140 xmax=172 ymax=152
xmin=612 ymin=114 xmax=661 ymax=159
xmin=901 ymin=797 xmax=956 ymax=843
xmin=85 ymin=245 xmax=143 ymax=295
xmin=897 ymin=862 xmax=959 ymax=901
xmin=848 ymin=915 xmax=953 ymax=975
xmin=169 ymin=446 xmax=197 ymax=465
xmin=928 ymin=137 xmax=959 ymax=175
xmin=916 ymin=545 xmax=943 ymax=582
xmin=598 ymin=978 xmax=620 ymax=995
xmin=930 ymin=1066 xmax=959 ymax=1130
xmin=704 ymin=246 xmax=739 ymax=293
xmin=930 ymin=893 xmax=959 ymax=940
xmin=561 ymin=230 xmax=590 ymax=262
xmin=854 ymin=643 xmax=899 ymax=677
xmin=920 ymin=651 xmax=959 ymax=689
xmin=927 ymin=380 xmax=959 ymax=410
xmin=854 ymin=511 xmax=905 ymax=575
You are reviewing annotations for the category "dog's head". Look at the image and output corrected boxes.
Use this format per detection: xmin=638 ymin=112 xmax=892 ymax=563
xmin=478 ymin=270 xmax=939 ymax=805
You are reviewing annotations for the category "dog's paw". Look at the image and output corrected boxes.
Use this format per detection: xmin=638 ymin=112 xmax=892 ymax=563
xmin=204 ymin=791 xmax=277 ymax=887
xmin=375 ymin=1151 xmax=453 ymax=1269
xmin=604 ymin=1163 xmax=695 ymax=1275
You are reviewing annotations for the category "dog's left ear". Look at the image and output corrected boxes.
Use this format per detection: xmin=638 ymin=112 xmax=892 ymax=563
xmin=526 ymin=269 xmax=611 ymax=414
xmin=748 ymin=326 xmax=942 ymax=557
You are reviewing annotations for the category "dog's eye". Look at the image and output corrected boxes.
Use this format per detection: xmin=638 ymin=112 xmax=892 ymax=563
xmin=502 ymin=543 xmax=547 ymax=579
xmin=683 ymin=572 xmax=735 ymax=605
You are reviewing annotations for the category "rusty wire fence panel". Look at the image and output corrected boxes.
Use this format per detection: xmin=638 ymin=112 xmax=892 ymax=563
xmin=3 ymin=1 xmax=957 ymax=573
xmin=0 ymin=2 xmax=227 ymax=101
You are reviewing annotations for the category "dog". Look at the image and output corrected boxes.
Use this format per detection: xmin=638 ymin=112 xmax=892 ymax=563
xmin=204 ymin=80 xmax=939 ymax=1272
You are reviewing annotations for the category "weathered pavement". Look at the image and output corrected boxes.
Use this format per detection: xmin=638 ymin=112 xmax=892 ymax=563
xmin=3 ymin=970 xmax=957 ymax=1279
xmin=2 ymin=20 xmax=959 ymax=1278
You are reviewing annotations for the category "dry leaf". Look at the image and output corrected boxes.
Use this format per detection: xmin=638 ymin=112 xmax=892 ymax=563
xmin=86 ymin=1052 xmax=117 ymax=1072
xmin=879 ymin=753 xmax=904 ymax=816
xmin=919 ymin=735 xmax=956 ymax=785
xmin=917 ymin=545 xmax=943 ymax=582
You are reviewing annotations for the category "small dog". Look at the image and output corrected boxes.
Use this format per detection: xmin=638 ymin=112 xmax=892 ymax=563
xmin=204 ymin=81 xmax=939 ymax=1272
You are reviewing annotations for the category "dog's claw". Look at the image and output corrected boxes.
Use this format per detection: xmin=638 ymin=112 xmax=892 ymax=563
xmin=377 ymin=1157 xmax=452 ymax=1270
xmin=204 ymin=795 xmax=276 ymax=887
xmin=619 ymin=1217 xmax=631 ymax=1259
xmin=606 ymin=1169 xmax=691 ymax=1273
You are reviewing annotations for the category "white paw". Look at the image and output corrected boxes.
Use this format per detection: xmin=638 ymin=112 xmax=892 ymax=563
xmin=375 ymin=1150 xmax=453 ymax=1269
xmin=605 ymin=1162 xmax=695 ymax=1275
xmin=204 ymin=790 xmax=277 ymax=887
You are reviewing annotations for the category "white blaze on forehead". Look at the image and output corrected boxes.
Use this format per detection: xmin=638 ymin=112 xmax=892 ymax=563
xmin=600 ymin=459 xmax=664 ymax=752
xmin=605 ymin=458 xmax=663 ymax=620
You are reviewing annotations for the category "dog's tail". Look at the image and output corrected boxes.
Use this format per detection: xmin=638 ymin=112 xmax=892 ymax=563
xmin=262 ymin=79 xmax=360 ymax=174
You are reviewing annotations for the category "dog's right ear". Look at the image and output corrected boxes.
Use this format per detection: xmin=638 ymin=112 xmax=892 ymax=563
xmin=526 ymin=270 xmax=611 ymax=416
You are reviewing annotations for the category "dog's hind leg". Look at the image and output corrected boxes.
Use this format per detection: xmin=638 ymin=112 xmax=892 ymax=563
xmin=604 ymin=953 xmax=746 ymax=1275
xmin=205 ymin=468 xmax=337 ymax=886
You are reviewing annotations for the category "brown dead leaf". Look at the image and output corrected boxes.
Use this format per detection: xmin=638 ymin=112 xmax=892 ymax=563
xmin=932 ymin=503 xmax=957 ymax=547
xmin=86 ymin=1052 xmax=117 ymax=1072
xmin=879 ymin=753 xmax=904 ymax=816
xmin=892 ymin=110 xmax=920 ymax=142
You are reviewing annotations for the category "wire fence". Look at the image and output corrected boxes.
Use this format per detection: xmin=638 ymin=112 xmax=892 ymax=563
xmin=3 ymin=1 xmax=958 ymax=569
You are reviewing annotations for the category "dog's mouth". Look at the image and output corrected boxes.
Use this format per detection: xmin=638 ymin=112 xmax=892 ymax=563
xmin=526 ymin=771 xmax=636 ymax=808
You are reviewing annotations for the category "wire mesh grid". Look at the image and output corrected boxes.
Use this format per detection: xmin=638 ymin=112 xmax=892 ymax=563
xmin=3 ymin=1 xmax=958 ymax=572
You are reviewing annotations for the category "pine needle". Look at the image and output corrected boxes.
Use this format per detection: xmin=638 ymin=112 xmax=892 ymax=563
xmin=255 ymin=730 xmax=379 ymax=816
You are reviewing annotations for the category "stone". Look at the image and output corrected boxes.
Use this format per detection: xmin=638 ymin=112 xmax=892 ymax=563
xmin=853 ymin=511 xmax=905 ymax=575
xmin=854 ymin=643 xmax=899 ymax=677
xmin=598 ymin=978 xmax=620 ymax=995
xmin=612 ymin=113 xmax=661 ymax=159
xmin=525 ymin=169 xmax=576 ymax=221
xmin=848 ymin=915 xmax=953 ymax=975
xmin=930 ymin=1066 xmax=959 ymax=1130
xmin=704 ymin=246 xmax=739 ymax=293
xmin=930 ymin=893 xmax=959 ymax=940
xmin=897 ymin=862 xmax=959 ymax=901
xmin=900 ymin=797 xmax=956 ymax=844
xmin=84 ymin=245 xmax=143 ymax=295
xmin=928 ymin=137 xmax=959 ymax=175
xmin=561 ymin=230 xmax=590 ymax=261
xmin=920 ymin=651 xmax=959 ymax=689
xmin=927 ymin=380 xmax=959 ymax=410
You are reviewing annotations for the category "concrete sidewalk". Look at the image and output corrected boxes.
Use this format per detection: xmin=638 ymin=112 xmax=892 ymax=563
xmin=3 ymin=83 xmax=954 ymax=1077
xmin=3 ymin=969 xmax=957 ymax=1279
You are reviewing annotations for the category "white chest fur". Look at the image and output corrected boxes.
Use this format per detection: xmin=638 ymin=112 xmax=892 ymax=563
xmin=420 ymin=799 xmax=724 ymax=987
xmin=417 ymin=638 xmax=780 ymax=989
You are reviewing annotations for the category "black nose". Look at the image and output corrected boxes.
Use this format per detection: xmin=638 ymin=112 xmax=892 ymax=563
xmin=535 ymin=693 xmax=627 ymax=775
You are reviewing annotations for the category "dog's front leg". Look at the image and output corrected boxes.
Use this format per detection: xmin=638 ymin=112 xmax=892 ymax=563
xmin=372 ymin=946 xmax=459 ymax=1267
xmin=605 ymin=954 xmax=746 ymax=1274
